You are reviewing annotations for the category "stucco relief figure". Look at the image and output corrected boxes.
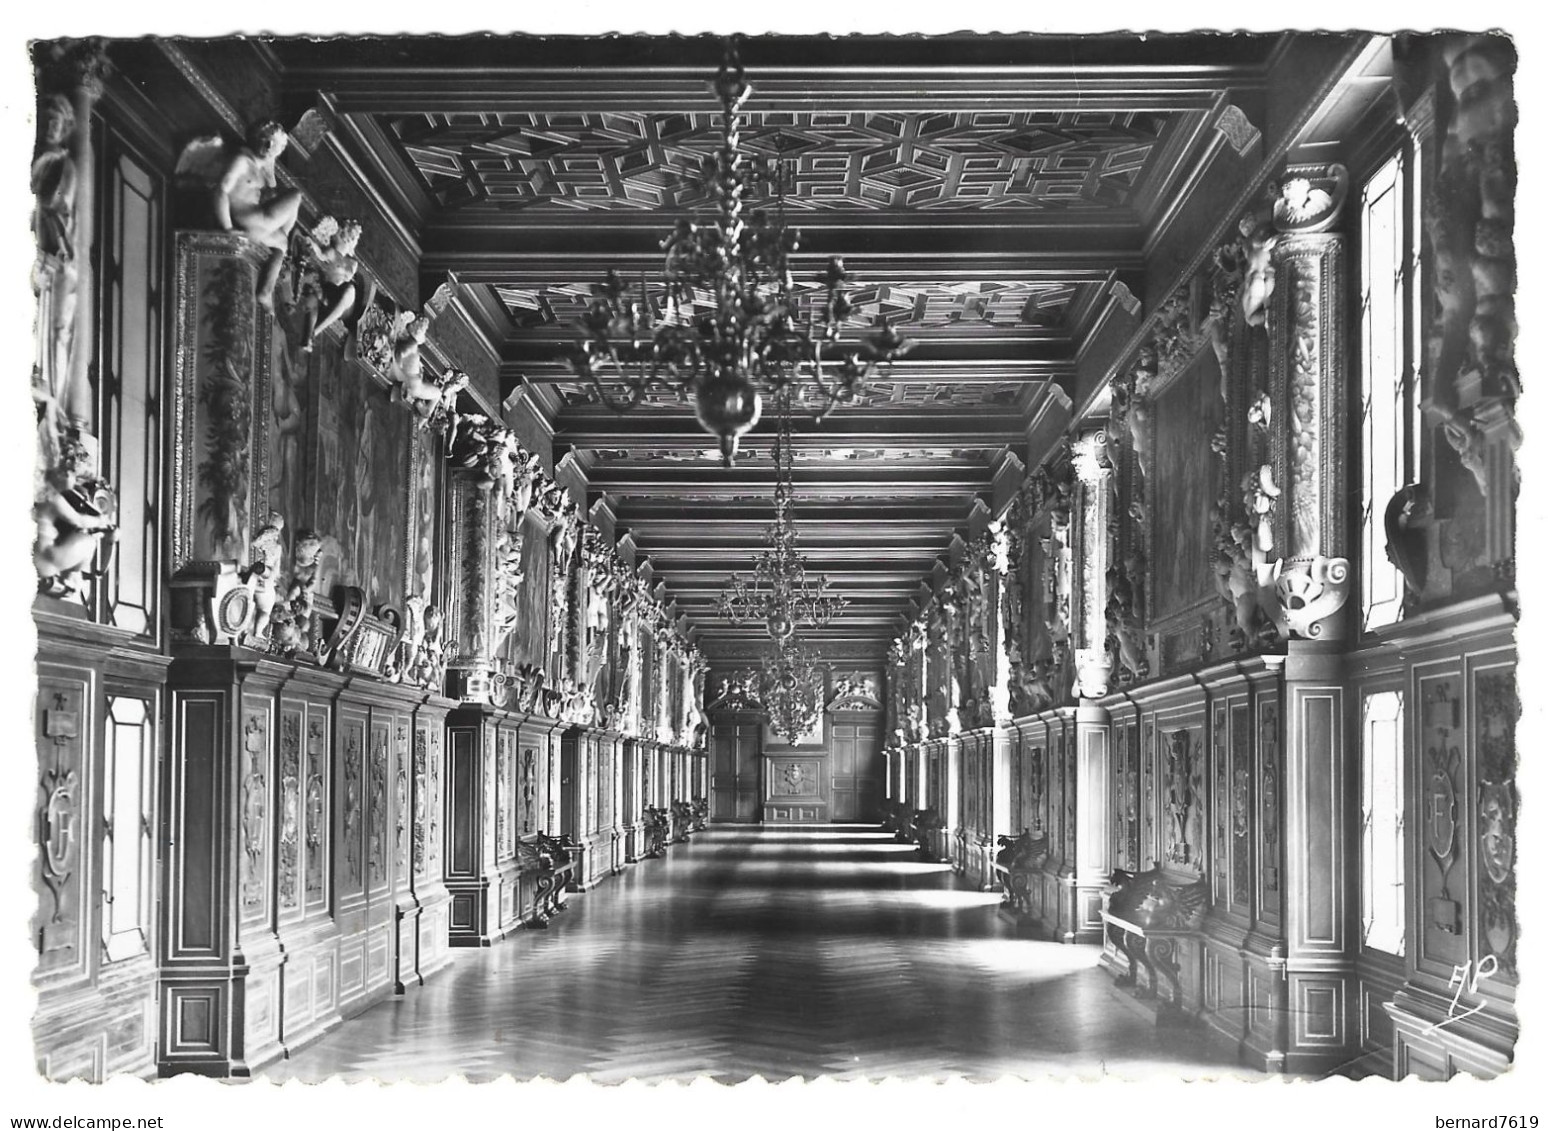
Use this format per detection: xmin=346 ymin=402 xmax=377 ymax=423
xmin=386 ymin=315 xmax=470 ymax=430
xmin=287 ymin=528 xmax=324 ymax=653
xmin=180 ymin=121 xmax=303 ymax=311
xmin=1213 ymin=520 xmax=1273 ymax=652
xmin=32 ymin=93 xmax=78 ymax=425
xmin=1106 ymin=566 xmax=1147 ymax=683
xmin=413 ymin=606 xmax=451 ymax=690
xmin=244 ymin=513 xmax=286 ymax=643
xmin=1243 ymin=464 xmax=1280 ymax=554
xmin=34 ymin=446 xmax=116 ymax=599
xmin=296 ymin=216 xmax=362 ymax=351
xmin=1272 ymin=167 xmax=1348 ymax=234
xmin=1239 ymin=212 xmax=1278 ymax=328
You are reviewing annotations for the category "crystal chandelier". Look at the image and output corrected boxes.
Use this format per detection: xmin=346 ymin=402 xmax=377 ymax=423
xmin=757 ymin=637 xmax=827 ymax=744
xmin=570 ymin=39 xmax=910 ymax=467
xmin=716 ymin=390 xmax=847 ymax=643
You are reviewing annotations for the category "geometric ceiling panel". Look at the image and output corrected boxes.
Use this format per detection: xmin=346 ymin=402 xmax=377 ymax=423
xmin=494 ymin=279 xmax=1078 ymax=330
xmin=385 ymin=109 xmax=1173 ymax=214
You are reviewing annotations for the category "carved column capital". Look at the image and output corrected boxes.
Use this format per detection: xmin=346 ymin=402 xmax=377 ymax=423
xmin=1072 ymin=426 xmax=1110 ymax=485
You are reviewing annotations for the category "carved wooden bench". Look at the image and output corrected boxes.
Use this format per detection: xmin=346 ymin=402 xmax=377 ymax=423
xmin=669 ymin=799 xmax=693 ymax=843
xmin=991 ymin=829 xmax=1048 ymax=916
xmin=641 ymin=806 xmax=670 ymax=858
xmin=1098 ymin=867 xmax=1209 ymax=1009
xmin=518 ymin=832 xmax=580 ymax=928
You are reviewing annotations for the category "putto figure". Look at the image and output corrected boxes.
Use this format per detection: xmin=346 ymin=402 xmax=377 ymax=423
xmin=180 ymin=120 xmax=304 ymax=311
xmin=34 ymin=438 xmax=116 ymax=599
xmin=386 ymin=315 xmax=469 ymax=429
xmin=296 ymin=216 xmax=363 ymax=351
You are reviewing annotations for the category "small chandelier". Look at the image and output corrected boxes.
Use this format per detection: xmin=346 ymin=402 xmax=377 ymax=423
xmin=717 ymin=390 xmax=846 ymax=643
xmin=757 ymin=637 xmax=827 ymax=744
xmin=570 ymin=39 xmax=910 ymax=467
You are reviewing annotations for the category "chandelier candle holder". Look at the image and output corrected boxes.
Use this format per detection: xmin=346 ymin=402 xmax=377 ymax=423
xmin=570 ymin=39 xmax=911 ymax=467
xmin=717 ymin=390 xmax=846 ymax=643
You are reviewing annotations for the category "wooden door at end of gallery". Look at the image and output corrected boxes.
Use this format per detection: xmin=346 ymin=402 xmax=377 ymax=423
xmin=830 ymin=716 xmax=882 ymax=823
xmin=710 ymin=713 xmax=762 ymax=822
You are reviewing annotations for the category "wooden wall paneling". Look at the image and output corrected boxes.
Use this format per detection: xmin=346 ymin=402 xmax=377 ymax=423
xmin=333 ymin=702 xmax=373 ymax=1005
xmin=1070 ymin=704 xmax=1110 ymax=943
xmin=443 ymin=712 xmax=485 ymax=945
xmin=1240 ymin=662 xmax=1285 ymax=1069
xmin=390 ymin=706 xmax=419 ymax=994
xmin=34 ymin=665 xmax=97 ymax=994
xmin=1383 ymin=604 xmax=1517 ymax=1079
xmin=941 ymin=734 xmax=962 ymax=866
xmin=32 ymin=661 xmax=100 ymax=1080
xmin=496 ymin=723 xmax=519 ymax=921
xmin=273 ymin=685 xmax=343 ymax=1057
xmin=620 ymin=737 xmax=642 ymax=858
xmin=709 ymin=712 xmax=762 ymax=822
xmin=733 ymin=724 xmax=761 ymax=820
xmin=159 ymin=656 xmax=287 ymax=1077
xmin=411 ymin=701 xmax=453 ymax=983
xmin=1280 ymin=644 xmax=1356 ymax=1073
xmin=764 ymin=747 xmax=829 ymax=824
xmin=33 ymin=638 xmax=170 ymax=1082
xmin=830 ymin=713 xmax=882 ymax=824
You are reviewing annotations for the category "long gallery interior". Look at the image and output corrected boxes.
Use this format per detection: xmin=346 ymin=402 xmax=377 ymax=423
xmin=19 ymin=30 xmax=1524 ymax=1087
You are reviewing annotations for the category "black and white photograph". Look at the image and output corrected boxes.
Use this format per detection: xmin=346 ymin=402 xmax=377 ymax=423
xmin=2 ymin=7 xmax=1539 ymax=1128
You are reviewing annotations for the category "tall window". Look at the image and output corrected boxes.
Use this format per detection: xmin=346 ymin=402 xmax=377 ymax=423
xmin=1360 ymin=690 xmax=1406 ymax=956
xmin=1358 ymin=146 xmax=1420 ymax=631
xmin=102 ymin=696 xmax=155 ymax=962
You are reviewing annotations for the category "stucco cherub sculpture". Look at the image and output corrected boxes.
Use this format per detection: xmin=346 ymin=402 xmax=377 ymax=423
xmin=34 ymin=453 xmax=116 ymax=599
xmin=178 ymin=120 xmax=303 ymax=310
xmin=296 ymin=216 xmax=363 ymax=351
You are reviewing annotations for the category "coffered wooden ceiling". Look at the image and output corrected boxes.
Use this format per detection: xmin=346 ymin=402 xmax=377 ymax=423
xmin=269 ymin=33 xmax=1285 ymax=658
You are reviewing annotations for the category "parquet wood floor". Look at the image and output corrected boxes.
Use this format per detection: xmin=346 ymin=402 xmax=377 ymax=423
xmin=261 ymin=826 xmax=1265 ymax=1083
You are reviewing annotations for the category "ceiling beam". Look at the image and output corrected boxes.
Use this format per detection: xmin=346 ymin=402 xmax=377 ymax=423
xmin=423 ymin=227 xmax=1143 ymax=274
xmin=580 ymin=464 xmax=991 ymax=492
xmin=552 ymin=410 xmax=1028 ymax=448
xmin=286 ymin=46 xmax=1262 ymax=113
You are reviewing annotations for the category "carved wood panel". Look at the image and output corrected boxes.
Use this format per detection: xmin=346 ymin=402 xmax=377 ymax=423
xmin=238 ymin=697 xmax=272 ymax=928
xmin=1473 ymin=663 xmax=1516 ymax=982
xmin=1417 ymin=672 xmax=1466 ymax=969
xmin=519 ymin=744 xmax=538 ymax=837
xmin=496 ymin=728 xmax=514 ymax=860
xmin=339 ymin=715 xmax=367 ymax=900
xmin=35 ymin=674 xmax=91 ymax=981
xmin=1258 ymin=697 xmax=1280 ymax=918
xmin=1230 ymin=702 xmax=1252 ymax=909
xmin=413 ymin=721 xmax=430 ymax=878
xmin=368 ymin=720 xmax=390 ymax=893
xmin=304 ymin=704 xmax=330 ymax=911
xmin=277 ymin=703 xmax=305 ymax=918
xmin=1162 ymin=725 xmax=1203 ymax=873
xmin=393 ymin=718 xmax=411 ymax=881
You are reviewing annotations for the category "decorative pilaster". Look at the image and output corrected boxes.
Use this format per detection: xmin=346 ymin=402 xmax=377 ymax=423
xmin=1263 ymin=233 xmax=1352 ymax=642
xmin=1071 ymin=427 xmax=1113 ymax=698
xmin=1067 ymin=702 xmax=1112 ymax=944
